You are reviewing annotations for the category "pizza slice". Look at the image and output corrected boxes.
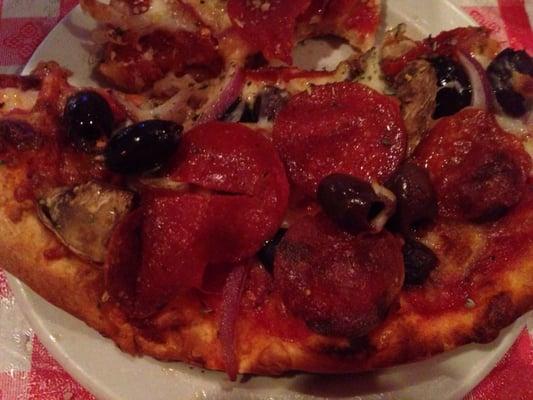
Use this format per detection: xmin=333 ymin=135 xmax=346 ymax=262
xmin=79 ymin=0 xmax=382 ymax=130
xmin=0 ymin=2 xmax=533 ymax=383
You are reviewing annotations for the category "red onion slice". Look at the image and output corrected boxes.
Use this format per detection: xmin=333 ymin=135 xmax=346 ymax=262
xmin=197 ymin=65 xmax=245 ymax=124
xmin=218 ymin=263 xmax=249 ymax=381
xmin=456 ymin=49 xmax=494 ymax=111
xmin=112 ymin=65 xmax=244 ymax=127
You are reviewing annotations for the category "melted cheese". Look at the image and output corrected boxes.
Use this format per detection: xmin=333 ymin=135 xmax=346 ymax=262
xmin=180 ymin=0 xmax=232 ymax=34
xmin=144 ymin=0 xmax=198 ymax=33
xmin=496 ymin=114 xmax=533 ymax=163
xmin=0 ymin=88 xmax=38 ymax=113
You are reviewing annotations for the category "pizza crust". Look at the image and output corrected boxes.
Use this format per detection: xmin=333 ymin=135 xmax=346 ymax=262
xmin=2 ymin=164 xmax=533 ymax=375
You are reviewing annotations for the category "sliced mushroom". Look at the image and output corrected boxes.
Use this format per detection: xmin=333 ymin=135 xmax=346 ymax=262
xmin=37 ymin=181 xmax=136 ymax=264
xmin=394 ymin=60 xmax=438 ymax=154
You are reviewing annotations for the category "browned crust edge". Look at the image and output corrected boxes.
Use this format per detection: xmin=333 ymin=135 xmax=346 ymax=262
xmin=2 ymin=166 xmax=533 ymax=375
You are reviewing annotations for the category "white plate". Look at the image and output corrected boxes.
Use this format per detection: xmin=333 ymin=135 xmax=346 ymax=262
xmin=6 ymin=2 xmax=527 ymax=400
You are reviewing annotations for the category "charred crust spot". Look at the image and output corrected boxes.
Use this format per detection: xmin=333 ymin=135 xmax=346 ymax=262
xmin=316 ymin=336 xmax=375 ymax=359
xmin=137 ymin=326 xmax=168 ymax=344
xmin=473 ymin=292 xmax=515 ymax=343
xmin=0 ymin=120 xmax=42 ymax=151
xmin=305 ymin=309 xmax=382 ymax=340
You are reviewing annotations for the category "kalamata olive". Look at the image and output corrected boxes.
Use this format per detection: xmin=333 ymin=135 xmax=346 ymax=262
xmin=430 ymin=56 xmax=472 ymax=119
xmin=257 ymin=228 xmax=287 ymax=271
xmin=403 ymin=237 xmax=438 ymax=286
xmin=386 ymin=163 xmax=437 ymax=233
xmin=257 ymin=87 xmax=288 ymax=121
xmin=487 ymin=48 xmax=533 ymax=117
xmin=317 ymin=174 xmax=386 ymax=233
xmin=104 ymin=120 xmax=182 ymax=175
xmin=63 ymin=91 xmax=113 ymax=150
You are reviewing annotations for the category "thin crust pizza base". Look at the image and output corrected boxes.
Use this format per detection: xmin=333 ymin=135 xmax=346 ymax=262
xmin=2 ymin=165 xmax=533 ymax=375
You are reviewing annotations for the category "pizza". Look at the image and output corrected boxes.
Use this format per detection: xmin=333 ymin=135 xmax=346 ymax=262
xmin=1 ymin=0 xmax=533 ymax=382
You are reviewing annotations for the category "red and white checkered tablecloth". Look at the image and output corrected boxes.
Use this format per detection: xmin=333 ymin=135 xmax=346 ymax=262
xmin=0 ymin=1 xmax=532 ymax=399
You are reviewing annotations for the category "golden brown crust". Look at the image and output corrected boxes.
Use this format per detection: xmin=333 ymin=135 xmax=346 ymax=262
xmin=2 ymin=162 xmax=533 ymax=375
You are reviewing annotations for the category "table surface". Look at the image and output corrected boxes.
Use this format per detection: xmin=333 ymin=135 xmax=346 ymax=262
xmin=0 ymin=1 xmax=532 ymax=399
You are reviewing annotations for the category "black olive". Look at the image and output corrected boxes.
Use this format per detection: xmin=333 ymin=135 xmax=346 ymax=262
xmin=257 ymin=87 xmax=288 ymax=121
xmin=385 ymin=163 xmax=437 ymax=233
xmin=240 ymin=100 xmax=260 ymax=123
xmin=104 ymin=120 xmax=182 ymax=175
xmin=487 ymin=48 xmax=533 ymax=117
xmin=317 ymin=174 xmax=385 ymax=233
xmin=258 ymin=228 xmax=287 ymax=271
xmin=430 ymin=56 xmax=472 ymax=119
xmin=63 ymin=91 xmax=114 ymax=150
xmin=403 ymin=237 xmax=438 ymax=286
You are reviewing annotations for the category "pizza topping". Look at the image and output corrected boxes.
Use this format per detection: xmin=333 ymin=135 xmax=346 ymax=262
xmin=80 ymin=0 xmax=201 ymax=44
xmin=393 ymin=60 xmax=438 ymax=154
xmin=134 ymin=192 xmax=211 ymax=315
xmin=196 ymin=66 xmax=245 ymax=124
xmin=274 ymin=215 xmax=404 ymax=338
xmin=456 ymin=50 xmax=494 ymax=112
xmin=169 ymin=123 xmax=289 ymax=262
xmin=218 ymin=261 xmax=250 ymax=381
xmin=0 ymin=88 xmax=39 ymax=114
xmin=99 ymin=30 xmax=223 ymax=92
xmin=108 ymin=122 xmax=289 ymax=316
xmin=385 ymin=163 xmax=437 ymax=234
xmin=223 ymin=86 xmax=289 ymax=124
xmin=105 ymin=208 xmax=143 ymax=311
xmin=104 ymin=119 xmax=183 ymax=174
xmin=413 ymin=108 xmax=531 ymax=222
xmin=487 ymin=48 xmax=533 ymax=117
xmin=171 ymin=122 xmax=288 ymax=199
xmin=430 ymin=56 xmax=472 ymax=119
xmin=317 ymin=173 xmax=396 ymax=233
xmin=402 ymin=237 xmax=438 ymax=286
xmin=257 ymin=228 xmax=287 ymax=271
xmin=273 ymin=82 xmax=407 ymax=197
xmin=227 ymin=0 xmax=312 ymax=63
xmin=63 ymin=91 xmax=114 ymax=151
xmin=0 ymin=119 xmax=42 ymax=152
xmin=38 ymin=181 xmax=136 ymax=263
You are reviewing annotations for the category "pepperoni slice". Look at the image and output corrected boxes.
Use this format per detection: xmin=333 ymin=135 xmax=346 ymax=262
xmin=105 ymin=208 xmax=143 ymax=313
xmin=274 ymin=214 xmax=404 ymax=338
xmin=135 ymin=192 xmax=212 ymax=315
xmin=412 ymin=108 xmax=531 ymax=222
xmin=273 ymin=82 xmax=407 ymax=197
xmin=100 ymin=30 xmax=223 ymax=92
xmin=227 ymin=0 xmax=311 ymax=63
xmin=172 ymin=122 xmax=287 ymax=197
xmin=171 ymin=122 xmax=289 ymax=264
xmin=106 ymin=193 xmax=212 ymax=317
xmin=106 ymin=122 xmax=289 ymax=316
